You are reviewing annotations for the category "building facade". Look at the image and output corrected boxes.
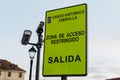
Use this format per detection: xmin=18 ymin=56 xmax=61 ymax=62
xmin=0 ymin=59 xmax=26 ymax=80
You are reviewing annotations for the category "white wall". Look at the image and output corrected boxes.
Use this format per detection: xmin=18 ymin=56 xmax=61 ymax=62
xmin=0 ymin=70 xmax=25 ymax=80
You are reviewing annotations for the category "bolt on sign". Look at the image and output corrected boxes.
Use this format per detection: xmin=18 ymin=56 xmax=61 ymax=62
xmin=43 ymin=3 xmax=87 ymax=76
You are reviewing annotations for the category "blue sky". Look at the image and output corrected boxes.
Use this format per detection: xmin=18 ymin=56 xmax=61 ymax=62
xmin=1 ymin=0 xmax=120 ymax=80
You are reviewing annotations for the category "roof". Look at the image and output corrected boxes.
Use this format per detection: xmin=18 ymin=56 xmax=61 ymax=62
xmin=0 ymin=59 xmax=26 ymax=72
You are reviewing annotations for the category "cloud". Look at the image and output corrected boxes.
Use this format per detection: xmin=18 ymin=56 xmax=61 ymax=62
xmin=87 ymin=58 xmax=120 ymax=79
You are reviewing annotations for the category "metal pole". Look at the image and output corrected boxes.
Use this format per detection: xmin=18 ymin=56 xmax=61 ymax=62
xmin=35 ymin=46 xmax=40 ymax=80
xmin=29 ymin=59 xmax=33 ymax=80
xmin=61 ymin=76 xmax=67 ymax=80
xmin=35 ymin=33 xmax=41 ymax=80
xmin=21 ymin=21 xmax=44 ymax=80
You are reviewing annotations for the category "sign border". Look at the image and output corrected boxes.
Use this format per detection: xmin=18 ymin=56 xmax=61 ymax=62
xmin=43 ymin=3 xmax=87 ymax=77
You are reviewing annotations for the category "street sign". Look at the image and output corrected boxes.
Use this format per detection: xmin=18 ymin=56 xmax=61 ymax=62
xmin=43 ymin=3 xmax=87 ymax=76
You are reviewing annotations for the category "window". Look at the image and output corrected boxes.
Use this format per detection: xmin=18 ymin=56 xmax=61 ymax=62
xmin=0 ymin=71 xmax=1 ymax=76
xmin=8 ymin=72 xmax=11 ymax=77
xmin=0 ymin=62 xmax=2 ymax=67
xmin=19 ymin=72 xmax=22 ymax=78
xmin=10 ymin=64 xmax=15 ymax=69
